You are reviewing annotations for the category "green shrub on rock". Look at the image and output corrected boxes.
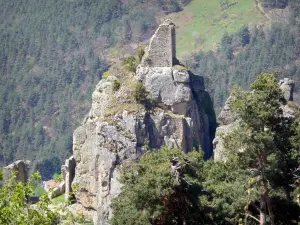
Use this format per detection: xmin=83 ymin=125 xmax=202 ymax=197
xmin=123 ymin=56 xmax=137 ymax=73
xmin=102 ymin=71 xmax=110 ymax=79
xmin=110 ymin=147 xmax=208 ymax=225
xmin=112 ymin=80 xmax=121 ymax=92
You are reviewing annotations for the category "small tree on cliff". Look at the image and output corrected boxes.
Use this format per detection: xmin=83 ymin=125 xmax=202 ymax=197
xmin=222 ymin=73 xmax=299 ymax=225
xmin=110 ymin=147 xmax=210 ymax=225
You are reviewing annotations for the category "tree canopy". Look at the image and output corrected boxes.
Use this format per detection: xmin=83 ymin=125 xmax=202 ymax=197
xmin=111 ymin=147 xmax=210 ymax=225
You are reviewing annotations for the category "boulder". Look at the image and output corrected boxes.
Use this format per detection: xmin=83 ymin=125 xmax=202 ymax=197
xmin=279 ymin=78 xmax=295 ymax=101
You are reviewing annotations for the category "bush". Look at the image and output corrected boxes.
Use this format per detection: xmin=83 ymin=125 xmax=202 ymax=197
xmin=133 ymin=82 xmax=157 ymax=111
xmin=112 ymin=80 xmax=121 ymax=92
xmin=102 ymin=71 xmax=110 ymax=79
xmin=133 ymin=82 xmax=147 ymax=103
xmin=123 ymin=56 xmax=137 ymax=73
xmin=0 ymin=172 xmax=60 ymax=224
xmin=110 ymin=147 xmax=207 ymax=225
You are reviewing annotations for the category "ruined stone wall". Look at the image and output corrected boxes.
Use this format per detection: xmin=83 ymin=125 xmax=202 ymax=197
xmin=142 ymin=20 xmax=176 ymax=67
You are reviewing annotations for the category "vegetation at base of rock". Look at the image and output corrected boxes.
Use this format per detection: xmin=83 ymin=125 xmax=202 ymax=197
xmin=0 ymin=172 xmax=59 ymax=225
xmin=221 ymin=74 xmax=300 ymax=224
xmin=201 ymin=160 xmax=250 ymax=224
xmin=111 ymin=147 xmax=210 ymax=225
xmin=112 ymin=74 xmax=300 ymax=224
xmin=133 ymin=82 xmax=157 ymax=111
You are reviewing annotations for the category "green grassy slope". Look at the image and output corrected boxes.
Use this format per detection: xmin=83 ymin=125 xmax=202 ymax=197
xmin=166 ymin=0 xmax=267 ymax=54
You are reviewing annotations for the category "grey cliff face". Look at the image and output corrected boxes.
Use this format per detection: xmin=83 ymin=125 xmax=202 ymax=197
xmin=71 ymin=20 xmax=214 ymax=224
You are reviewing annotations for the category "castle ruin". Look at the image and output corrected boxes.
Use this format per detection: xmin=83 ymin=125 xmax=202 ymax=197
xmin=142 ymin=19 xmax=176 ymax=67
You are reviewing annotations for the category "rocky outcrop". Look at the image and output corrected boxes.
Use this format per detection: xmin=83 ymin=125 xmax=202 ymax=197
xmin=71 ymin=20 xmax=214 ymax=224
xmin=62 ymin=156 xmax=76 ymax=201
xmin=279 ymin=78 xmax=295 ymax=101
xmin=3 ymin=160 xmax=30 ymax=184
xmin=212 ymin=97 xmax=237 ymax=161
xmin=213 ymin=78 xmax=298 ymax=161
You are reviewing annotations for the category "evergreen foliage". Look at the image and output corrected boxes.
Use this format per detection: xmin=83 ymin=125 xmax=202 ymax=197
xmin=111 ymin=147 xmax=210 ymax=225
xmin=221 ymin=74 xmax=299 ymax=224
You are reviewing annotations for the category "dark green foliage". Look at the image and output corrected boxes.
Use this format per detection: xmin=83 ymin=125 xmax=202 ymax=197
xmin=133 ymin=82 xmax=147 ymax=104
xmin=201 ymin=160 xmax=250 ymax=224
xmin=35 ymin=157 xmax=61 ymax=180
xmin=263 ymin=0 xmax=289 ymax=9
xmin=111 ymin=147 xmax=209 ymax=225
xmin=112 ymin=80 xmax=121 ymax=92
xmin=221 ymin=74 xmax=299 ymax=224
xmin=133 ymin=82 xmax=157 ymax=111
xmin=238 ymin=26 xmax=250 ymax=46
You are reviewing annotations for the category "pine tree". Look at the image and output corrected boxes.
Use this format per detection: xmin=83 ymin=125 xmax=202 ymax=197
xmin=222 ymin=74 xmax=299 ymax=224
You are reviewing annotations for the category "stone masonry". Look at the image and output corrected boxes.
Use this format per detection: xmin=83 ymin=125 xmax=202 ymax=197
xmin=141 ymin=19 xmax=176 ymax=67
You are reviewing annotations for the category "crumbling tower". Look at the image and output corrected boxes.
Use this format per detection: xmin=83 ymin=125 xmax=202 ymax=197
xmin=142 ymin=19 xmax=176 ymax=67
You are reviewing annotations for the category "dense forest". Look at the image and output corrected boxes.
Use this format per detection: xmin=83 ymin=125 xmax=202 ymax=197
xmin=191 ymin=0 xmax=300 ymax=113
xmin=1 ymin=0 xmax=300 ymax=179
xmin=0 ymin=0 xmax=190 ymax=178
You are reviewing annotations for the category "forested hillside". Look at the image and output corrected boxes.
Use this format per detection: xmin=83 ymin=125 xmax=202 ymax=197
xmin=0 ymin=0 xmax=190 ymax=178
xmin=191 ymin=0 xmax=300 ymax=113
xmin=1 ymin=0 xmax=300 ymax=179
